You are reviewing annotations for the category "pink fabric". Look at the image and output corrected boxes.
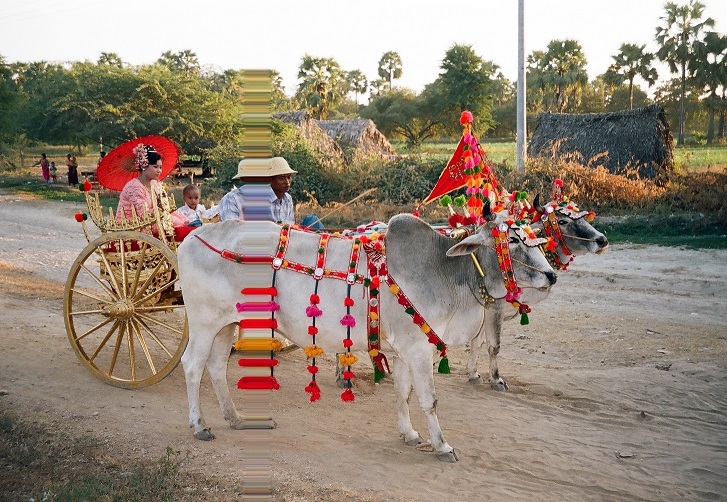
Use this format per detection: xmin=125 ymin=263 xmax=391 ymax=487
xmin=116 ymin=178 xmax=159 ymax=223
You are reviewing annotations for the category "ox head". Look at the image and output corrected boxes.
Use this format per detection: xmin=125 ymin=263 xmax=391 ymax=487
xmin=446 ymin=203 xmax=557 ymax=295
xmin=533 ymin=194 xmax=609 ymax=256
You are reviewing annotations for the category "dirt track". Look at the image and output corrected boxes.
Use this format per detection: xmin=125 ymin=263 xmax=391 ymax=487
xmin=1 ymin=192 xmax=726 ymax=501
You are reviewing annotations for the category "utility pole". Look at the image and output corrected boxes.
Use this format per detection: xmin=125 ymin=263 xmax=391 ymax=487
xmin=516 ymin=0 xmax=527 ymax=171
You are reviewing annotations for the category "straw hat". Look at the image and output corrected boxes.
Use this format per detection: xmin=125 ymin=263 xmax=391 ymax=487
xmin=232 ymin=157 xmax=297 ymax=180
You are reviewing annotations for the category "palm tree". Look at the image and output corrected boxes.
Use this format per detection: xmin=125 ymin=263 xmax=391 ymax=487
xmin=655 ymin=0 xmax=715 ymax=145
xmin=157 ymin=50 xmax=200 ymax=77
xmin=296 ymin=55 xmax=343 ymax=119
xmin=346 ymin=70 xmax=368 ymax=105
xmin=97 ymin=52 xmax=123 ymax=68
xmin=378 ymin=51 xmax=403 ymax=91
xmin=604 ymin=44 xmax=658 ymax=110
xmin=530 ymin=39 xmax=589 ymax=112
xmin=689 ymin=31 xmax=727 ymax=143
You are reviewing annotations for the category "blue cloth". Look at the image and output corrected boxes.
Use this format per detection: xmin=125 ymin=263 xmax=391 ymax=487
xmin=300 ymin=215 xmax=324 ymax=229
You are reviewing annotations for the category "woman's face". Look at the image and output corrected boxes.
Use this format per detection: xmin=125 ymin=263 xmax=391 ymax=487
xmin=141 ymin=160 xmax=163 ymax=182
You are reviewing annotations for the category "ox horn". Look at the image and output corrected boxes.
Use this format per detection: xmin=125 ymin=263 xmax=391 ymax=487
xmin=533 ymin=193 xmax=544 ymax=213
xmin=482 ymin=199 xmax=495 ymax=221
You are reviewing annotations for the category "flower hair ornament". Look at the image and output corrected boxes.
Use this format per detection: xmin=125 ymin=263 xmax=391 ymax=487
xmin=133 ymin=144 xmax=150 ymax=171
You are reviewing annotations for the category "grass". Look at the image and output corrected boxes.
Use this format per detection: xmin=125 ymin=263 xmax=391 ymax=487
xmin=0 ymin=407 xmax=224 ymax=501
xmin=391 ymin=140 xmax=727 ymax=174
xmin=597 ymin=214 xmax=727 ymax=249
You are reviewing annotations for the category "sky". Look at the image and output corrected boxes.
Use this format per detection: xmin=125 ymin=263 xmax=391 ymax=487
xmin=1 ymin=0 xmax=726 ymax=99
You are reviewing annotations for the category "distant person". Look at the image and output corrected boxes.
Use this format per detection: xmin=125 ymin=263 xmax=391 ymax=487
xmin=49 ymin=162 xmax=58 ymax=183
xmin=66 ymin=154 xmax=79 ymax=186
xmin=174 ymin=184 xmax=219 ymax=224
xmin=32 ymin=153 xmax=50 ymax=183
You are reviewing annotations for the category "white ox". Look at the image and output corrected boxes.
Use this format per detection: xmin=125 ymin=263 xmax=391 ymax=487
xmin=465 ymin=197 xmax=609 ymax=391
xmin=178 ymin=212 xmax=556 ymax=462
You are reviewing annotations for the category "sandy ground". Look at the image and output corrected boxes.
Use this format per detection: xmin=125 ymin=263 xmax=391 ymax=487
xmin=1 ymin=191 xmax=726 ymax=501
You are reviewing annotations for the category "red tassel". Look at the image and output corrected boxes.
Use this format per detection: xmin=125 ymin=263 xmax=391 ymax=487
xmin=307 ymin=365 xmax=319 ymax=374
xmin=305 ymin=380 xmax=321 ymax=401
xmin=341 ymin=388 xmax=355 ymax=402
xmin=237 ymin=376 xmax=280 ymax=390
xmin=238 ymin=358 xmax=278 ymax=367
xmin=412 ymin=313 xmax=424 ymax=325
xmin=308 ymin=325 xmax=318 ymax=335
xmin=344 ymin=297 xmax=355 ymax=307
xmin=309 ymin=294 xmax=320 ymax=304
xmin=342 ymin=338 xmax=353 ymax=348
xmin=343 ymin=371 xmax=355 ymax=379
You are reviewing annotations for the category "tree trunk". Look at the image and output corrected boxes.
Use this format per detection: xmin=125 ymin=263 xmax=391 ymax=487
xmin=707 ymin=92 xmax=716 ymax=144
xmin=628 ymin=78 xmax=635 ymax=111
xmin=678 ymin=59 xmax=686 ymax=145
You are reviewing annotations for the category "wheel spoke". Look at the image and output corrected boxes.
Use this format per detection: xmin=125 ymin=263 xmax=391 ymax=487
xmin=134 ymin=276 xmax=179 ymax=306
xmin=135 ymin=311 xmax=185 ymax=337
xmin=95 ymin=244 xmax=123 ymax=298
xmin=135 ymin=304 xmax=185 ymax=313
xmin=107 ymin=323 xmax=125 ymax=376
xmin=78 ymin=263 xmax=117 ymax=301
xmin=130 ymin=318 xmax=158 ymax=374
xmin=134 ymin=315 xmax=175 ymax=358
xmin=74 ymin=317 xmax=115 ymax=342
xmin=128 ymin=242 xmax=148 ymax=299
xmin=118 ymin=238 xmax=128 ymax=297
xmin=88 ymin=319 xmax=121 ymax=362
xmin=127 ymin=321 xmax=137 ymax=381
xmin=131 ymin=258 xmax=169 ymax=302
xmin=69 ymin=308 xmax=107 ymax=316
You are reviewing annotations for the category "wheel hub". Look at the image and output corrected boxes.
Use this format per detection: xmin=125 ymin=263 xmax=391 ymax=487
xmin=102 ymin=299 xmax=136 ymax=320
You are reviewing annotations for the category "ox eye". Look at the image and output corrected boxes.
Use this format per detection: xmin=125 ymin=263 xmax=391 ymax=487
xmin=509 ymin=237 xmax=520 ymax=244
xmin=558 ymin=219 xmax=569 ymax=225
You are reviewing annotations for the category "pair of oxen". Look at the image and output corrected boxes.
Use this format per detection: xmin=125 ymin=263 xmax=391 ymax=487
xmin=178 ymin=194 xmax=608 ymax=462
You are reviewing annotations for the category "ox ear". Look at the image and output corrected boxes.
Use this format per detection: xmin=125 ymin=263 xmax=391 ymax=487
xmin=446 ymin=232 xmax=486 ymax=257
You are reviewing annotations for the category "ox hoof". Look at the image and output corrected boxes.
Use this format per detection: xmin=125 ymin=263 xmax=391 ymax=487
xmin=336 ymin=377 xmax=353 ymax=389
xmin=468 ymin=375 xmax=484 ymax=385
xmin=404 ymin=434 xmax=424 ymax=447
xmin=491 ymin=379 xmax=508 ymax=392
xmin=436 ymin=449 xmax=460 ymax=463
xmin=194 ymin=428 xmax=215 ymax=441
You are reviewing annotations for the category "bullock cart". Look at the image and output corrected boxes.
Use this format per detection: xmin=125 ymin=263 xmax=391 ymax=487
xmin=63 ymin=188 xmax=188 ymax=389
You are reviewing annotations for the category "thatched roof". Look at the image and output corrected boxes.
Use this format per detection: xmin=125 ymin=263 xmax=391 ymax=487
xmin=274 ymin=111 xmax=345 ymax=168
xmin=528 ymin=105 xmax=674 ymax=179
xmin=316 ymin=118 xmax=397 ymax=163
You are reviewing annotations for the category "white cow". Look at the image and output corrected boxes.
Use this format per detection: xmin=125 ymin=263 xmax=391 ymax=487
xmin=178 ymin=212 xmax=556 ymax=462
xmin=466 ymin=196 xmax=609 ymax=390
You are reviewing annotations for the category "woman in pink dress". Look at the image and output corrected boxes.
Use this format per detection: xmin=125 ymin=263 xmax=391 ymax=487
xmin=116 ymin=145 xmax=163 ymax=231
xmin=32 ymin=153 xmax=50 ymax=182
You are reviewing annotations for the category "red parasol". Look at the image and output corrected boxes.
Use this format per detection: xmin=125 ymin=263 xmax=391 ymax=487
xmin=97 ymin=135 xmax=179 ymax=191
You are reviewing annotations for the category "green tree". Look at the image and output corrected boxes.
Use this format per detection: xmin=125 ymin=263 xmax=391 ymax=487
xmin=361 ymin=88 xmax=443 ymax=147
xmin=296 ymin=55 xmax=344 ymax=119
xmin=157 ymin=49 xmax=200 ymax=77
xmin=689 ymin=31 xmax=727 ymax=143
xmin=98 ymin=52 xmax=123 ymax=67
xmin=529 ymin=39 xmax=589 ymax=113
xmin=655 ymin=0 xmax=715 ymax=144
xmin=377 ymin=51 xmax=403 ymax=91
xmin=604 ymin=43 xmax=658 ymax=110
xmin=346 ymin=70 xmax=368 ymax=105
xmin=369 ymin=78 xmax=388 ymax=99
xmin=434 ymin=44 xmax=495 ymax=134
xmin=0 ymin=55 xmax=23 ymax=142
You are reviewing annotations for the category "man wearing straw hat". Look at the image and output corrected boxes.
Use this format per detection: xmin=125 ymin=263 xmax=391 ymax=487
xmin=218 ymin=157 xmax=297 ymax=223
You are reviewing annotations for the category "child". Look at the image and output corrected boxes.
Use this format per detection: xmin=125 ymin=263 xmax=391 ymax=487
xmin=49 ymin=162 xmax=58 ymax=183
xmin=174 ymin=184 xmax=219 ymax=225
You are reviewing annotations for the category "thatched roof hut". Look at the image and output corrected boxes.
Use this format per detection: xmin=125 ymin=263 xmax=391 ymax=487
xmin=528 ymin=105 xmax=674 ymax=179
xmin=316 ymin=118 xmax=397 ymax=163
xmin=274 ymin=111 xmax=345 ymax=168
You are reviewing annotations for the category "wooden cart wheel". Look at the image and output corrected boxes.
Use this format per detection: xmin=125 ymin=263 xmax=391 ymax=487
xmin=64 ymin=231 xmax=188 ymax=389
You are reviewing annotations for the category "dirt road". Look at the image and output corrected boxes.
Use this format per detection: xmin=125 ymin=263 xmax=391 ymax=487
xmin=1 ymin=193 xmax=726 ymax=501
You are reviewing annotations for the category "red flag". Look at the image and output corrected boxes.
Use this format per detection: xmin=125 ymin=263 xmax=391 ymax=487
xmin=421 ymin=136 xmax=469 ymax=205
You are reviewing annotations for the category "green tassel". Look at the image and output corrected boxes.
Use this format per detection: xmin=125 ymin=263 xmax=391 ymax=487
xmin=520 ymin=312 xmax=529 ymax=325
xmin=405 ymin=307 xmax=415 ymax=315
xmin=437 ymin=357 xmax=450 ymax=374
xmin=374 ymin=366 xmax=386 ymax=383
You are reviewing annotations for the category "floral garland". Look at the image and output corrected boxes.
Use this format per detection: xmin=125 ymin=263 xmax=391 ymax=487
xmin=492 ymin=222 xmax=532 ymax=325
xmin=133 ymin=143 xmax=149 ymax=170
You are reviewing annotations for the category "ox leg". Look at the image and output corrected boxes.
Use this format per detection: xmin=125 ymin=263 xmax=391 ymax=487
xmin=485 ymin=308 xmax=508 ymax=391
xmin=466 ymin=334 xmax=485 ymax=384
xmin=181 ymin=324 xmax=220 ymax=441
xmin=407 ymin=353 xmax=459 ymax=462
xmin=393 ymin=356 xmax=423 ymax=447
xmin=335 ymin=353 xmax=352 ymax=389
